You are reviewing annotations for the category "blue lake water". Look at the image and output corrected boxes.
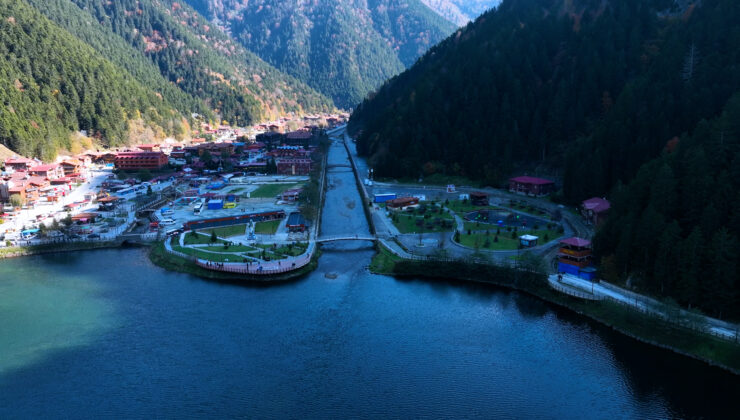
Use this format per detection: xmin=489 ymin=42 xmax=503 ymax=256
xmin=0 ymin=138 xmax=737 ymax=418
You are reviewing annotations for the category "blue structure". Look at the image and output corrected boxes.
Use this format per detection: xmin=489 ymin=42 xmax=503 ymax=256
xmin=374 ymin=193 xmax=396 ymax=203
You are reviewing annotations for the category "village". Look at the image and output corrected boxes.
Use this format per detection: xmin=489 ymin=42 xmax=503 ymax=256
xmin=0 ymin=114 xmax=347 ymax=273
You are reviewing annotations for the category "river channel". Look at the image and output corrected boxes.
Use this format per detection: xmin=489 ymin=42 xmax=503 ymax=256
xmin=0 ymin=138 xmax=737 ymax=418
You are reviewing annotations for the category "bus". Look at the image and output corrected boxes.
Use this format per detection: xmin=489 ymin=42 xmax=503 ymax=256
xmin=194 ymin=201 xmax=204 ymax=215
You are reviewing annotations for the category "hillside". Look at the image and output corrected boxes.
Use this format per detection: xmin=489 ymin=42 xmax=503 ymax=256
xmin=0 ymin=0 xmax=186 ymax=160
xmin=350 ymin=0 xmax=740 ymax=193
xmin=185 ymin=0 xmax=456 ymax=109
xmin=58 ymin=0 xmax=334 ymax=125
xmin=349 ymin=0 xmax=740 ymax=317
xmin=421 ymin=0 xmax=501 ymax=26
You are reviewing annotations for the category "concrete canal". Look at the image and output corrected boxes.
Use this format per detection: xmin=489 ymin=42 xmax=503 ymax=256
xmin=0 ymin=135 xmax=738 ymax=418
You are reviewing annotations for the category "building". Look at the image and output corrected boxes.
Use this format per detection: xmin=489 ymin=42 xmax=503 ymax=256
xmin=581 ymin=197 xmax=611 ymax=226
xmin=114 ymin=152 xmax=168 ymax=170
xmin=276 ymin=158 xmax=312 ymax=176
xmin=280 ymin=188 xmax=303 ymax=202
xmin=286 ymin=212 xmax=307 ymax=232
xmin=509 ymin=176 xmax=555 ymax=196
xmin=285 ymin=130 xmax=313 ymax=146
xmin=386 ymin=196 xmax=420 ymax=210
xmin=137 ymin=144 xmax=160 ymax=152
xmin=557 ymin=237 xmax=595 ymax=280
xmin=470 ymin=191 xmax=489 ymax=206
xmin=4 ymin=157 xmax=37 ymax=172
xmin=519 ymin=235 xmax=539 ymax=248
xmin=29 ymin=164 xmax=64 ymax=180
xmin=60 ymin=159 xmax=84 ymax=176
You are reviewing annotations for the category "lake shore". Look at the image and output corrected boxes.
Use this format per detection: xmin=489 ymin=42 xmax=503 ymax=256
xmin=369 ymin=244 xmax=740 ymax=375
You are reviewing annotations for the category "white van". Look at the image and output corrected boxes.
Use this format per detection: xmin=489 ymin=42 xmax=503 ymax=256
xmin=160 ymin=218 xmax=176 ymax=226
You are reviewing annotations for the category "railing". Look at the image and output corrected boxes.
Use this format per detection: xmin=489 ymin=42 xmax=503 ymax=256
xmin=548 ymin=280 xmax=603 ymax=301
xmin=164 ymin=237 xmax=314 ymax=276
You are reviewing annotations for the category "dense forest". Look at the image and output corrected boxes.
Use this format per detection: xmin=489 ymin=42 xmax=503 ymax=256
xmin=0 ymin=0 xmax=334 ymax=160
xmin=349 ymin=0 xmax=740 ymax=316
xmin=61 ymin=0 xmax=333 ymax=125
xmin=594 ymin=93 xmax=740 ymax=319
xmin=350 ymin=0 xmax=740 ymax=196
xmin=184 ymin=0 xmax=456 ymax=109
xmin=0 ymin=0 xmax=184 ymax=159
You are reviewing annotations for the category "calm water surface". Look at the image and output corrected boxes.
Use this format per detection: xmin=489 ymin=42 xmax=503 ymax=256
xmin=0 ymin=140 xmax=737 ymax=418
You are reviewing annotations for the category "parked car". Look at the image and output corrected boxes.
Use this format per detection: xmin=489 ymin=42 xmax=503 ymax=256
xmin=88 ymin=233 xmax=101 ymax=239
xmin=159 ymin=218 xmax=176 ymax=226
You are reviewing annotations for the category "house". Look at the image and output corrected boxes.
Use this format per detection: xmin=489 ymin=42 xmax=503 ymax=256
xmin=276 ymin=158 xmax=312 ymax=176
xmin=60 ymin=159 xmax=84 ymax=176
xmin=286 ymin=212 xmax=307 ymax=232
xmin=509 ymin=176 xmax=555 ymax=196
xmin=386 ymin=196 xmax=420 ymax=210
xmin=557 ymin=237 xmax=595 ymax=280
xmin=519 ymin=234 xmax=539 ymax=248
xmin=470 ymin=192 xmax=489 ymax=206
xmin=280 ymin=188 xmax=303 ymax=202
xmin=137 ymin=143 xmax=160 ymax=152
xmin=581 ymin=197 xmax=611 ymax=226
xmin=256 ymin=131 xmax=284 ymax=146
xmin=4 ymin=157 xmax=37 ymax=172
xmin=285 ymin=130 xmax=313 ymax=146
xmin=114 ymin=152 xmax=168 ymax=170
xmin=29 ymin=164 xmax=64 ymax=180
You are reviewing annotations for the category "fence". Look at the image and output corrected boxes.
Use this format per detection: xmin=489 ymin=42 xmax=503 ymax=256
xmin=548 ymin=279 xmax=603 ymax=301
xmin=164 ymin=237 xmax=315 ymax=276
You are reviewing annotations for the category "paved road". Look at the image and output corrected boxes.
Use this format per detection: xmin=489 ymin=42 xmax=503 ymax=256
xmin=551 ymin=274 xmax=739 ymax=340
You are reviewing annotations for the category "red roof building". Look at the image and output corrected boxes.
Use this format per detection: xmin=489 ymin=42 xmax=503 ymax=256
xmin=4 ymin=157 xmax=37 ymax=172
xmin=276 ymin=158 xmax=311 ymax=176
xmin=581 ymin=197 xmax=611 ymax=226
xmin=29 ymin=164 xmax=64 ymax=180
xmin=114 ymin=152 xmax=168 ymax=170
xmin=509 ymin=176 xmax=555 ymax=196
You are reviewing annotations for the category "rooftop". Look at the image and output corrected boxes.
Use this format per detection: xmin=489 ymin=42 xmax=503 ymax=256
xmin=510 ymin=176 xmax=554 ymax=185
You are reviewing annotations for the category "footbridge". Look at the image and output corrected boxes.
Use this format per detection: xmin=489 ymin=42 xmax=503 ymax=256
xmin=316 ymin=235 xmax=377 ymax=244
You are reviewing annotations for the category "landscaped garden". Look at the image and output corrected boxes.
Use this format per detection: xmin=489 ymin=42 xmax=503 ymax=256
xmin=388 ymin=203 xmax=456 ymax=234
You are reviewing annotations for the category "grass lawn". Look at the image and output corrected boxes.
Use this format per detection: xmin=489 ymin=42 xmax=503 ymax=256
xmin=204 ymin=224 xmax=247 ymax=238
xmin=457 ymin=228 xmax=559 ymax=251
xmin=255 ymin=219 xmax=281 ymax=235
xmin=173 ymin=245 xmax=245 ymax=262
xmin=184 ymin=232 xmax=225 ymax=245
xmin=250 ymin=183 xmax=303 ymax=198
xmin=202 ymin=244 xmax=256 ymax=253
xmin=389 ymin=205 xmax=455 ymax=234
xmin=445 ymin=200 xmax=499 ymax=215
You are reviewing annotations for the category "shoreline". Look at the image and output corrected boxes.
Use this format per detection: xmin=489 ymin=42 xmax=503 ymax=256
xmin=148 ymin=241 xmax=321 ymax=283
xmin=369 ymin=244 xmax=740 ymax=376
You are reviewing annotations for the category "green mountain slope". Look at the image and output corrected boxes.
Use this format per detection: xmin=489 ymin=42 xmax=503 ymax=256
xmin=0 ymin=0 xmax=184 ymax=159
xmin=60 ymin=0 xmax=333 ymax=125
xmin=350 ymin=0 xmax=740 ymax=192
xmin=185 ymin=0 xmax=456 ymax=109
xmin=350 ymin=0 xmax=740 ymax=317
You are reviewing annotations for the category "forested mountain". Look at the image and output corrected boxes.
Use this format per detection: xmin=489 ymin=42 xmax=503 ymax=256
xmin=0 ymin=0 xmax=183 ymax=159
xmin=421 ymin=0 xmax=501 ymax=26
xmin=57 ymin=0 xmax=333 ymax=125
xmin=350 ymin=0 xmax=740 ymax=317
xmin=0 ymin=0 xmax=333 ymax=160
xmin=184 ymin=0 xmax=456 ymax=109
